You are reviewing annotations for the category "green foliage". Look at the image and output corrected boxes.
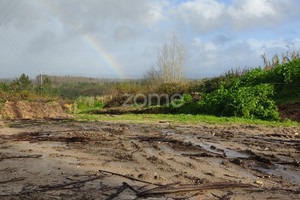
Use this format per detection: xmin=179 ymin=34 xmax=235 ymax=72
xmin=0 ymin=74 xmax=58 ymax=101
xmin=35 ymin=77 xmax=58 ymax=97
xmin=189 ymin=67 xmax=250 ymax=94
xmin=172 ymin=84 xmax=279 ymax=120
xmin=10 ymin=73 xmax=33 ymax=92
xmin=169 ymin=94 xmax=197 ymax=114
xmin=58 ymin=82 xmax=116 ymax=99
xmin=198 ymin=84 xmax=279 ymax=120
xmin=0 ymin=82 xmax=11 ymax=92
xmin=0 ymin=98 xmax=3 ymax=111
xmin=94 ymin=100 xmax=103 ymax=107
xmin=73 ymin=96 xmax=105 ymax=113
xmin=237 ymin=58 xmax=300 ymax=104
xmin=240 ymin=59 xmax=300 ymax=86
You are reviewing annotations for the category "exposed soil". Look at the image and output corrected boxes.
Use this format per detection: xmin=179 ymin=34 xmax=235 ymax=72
xmin=0 ymin=119 xmax=299 ymax=200
xmin=278 ymin=102 xmax=300 ymax=123
xmin=0 ymin=101 xmax=71 ymax=119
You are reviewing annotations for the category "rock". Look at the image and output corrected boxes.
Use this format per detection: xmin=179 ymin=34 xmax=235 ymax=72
xmin=255 ymin=180 xmax=263 ymax=185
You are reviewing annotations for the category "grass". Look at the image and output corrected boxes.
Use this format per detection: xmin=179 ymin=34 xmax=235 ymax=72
xmin=76 ymin=113 xmax=299 ymax=127
xmin=73 ymin=97 xmax=105 ymax=114
xmin=76 ymin=104 xmax=105 ymax=114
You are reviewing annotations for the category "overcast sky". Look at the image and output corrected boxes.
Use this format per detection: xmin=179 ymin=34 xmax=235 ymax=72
xmin=1 ymin=0 xmax=300 ymax=79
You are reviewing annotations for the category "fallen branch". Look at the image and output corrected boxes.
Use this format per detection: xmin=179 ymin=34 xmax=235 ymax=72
xmin=0 ymin=177 xmax=25 ymax=184
xmin=37 ymin=175 xmax=105 ymax=191
xmin=105 ymin=182 xmax=137 ymax=200
xmin=182 ymin=152 xmax=222 ymax=158
xmin=137 ymin=182 xmax=253 ymax=197
xmin=0 ymin=154 xmax=42 ymax=161
xmin=139 ymin=182 xmax=181 ymax=195
xmin=99 ymin=169 xmax=162 ymax=186
xmin=20 ymin=175 xmax=104 ymax=194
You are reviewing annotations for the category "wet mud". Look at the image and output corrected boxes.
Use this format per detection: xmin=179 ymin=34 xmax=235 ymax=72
xmin=0 ymin=119 xmax=299 ymax=199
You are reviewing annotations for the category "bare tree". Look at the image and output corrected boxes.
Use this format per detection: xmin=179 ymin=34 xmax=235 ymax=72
xmin=144 ymin=66 xmax=161 ymax=82
xmin=156 ymin=33 xmax=186 ymax=83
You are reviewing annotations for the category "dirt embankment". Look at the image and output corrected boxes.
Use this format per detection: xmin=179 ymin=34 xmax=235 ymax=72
xmin=278 ymin=102 xmax=300 ymax=123
xmin=0 ymin=101 xmax=71 ymax=119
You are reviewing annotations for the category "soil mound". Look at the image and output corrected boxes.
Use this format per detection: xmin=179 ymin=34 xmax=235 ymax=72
xmin=0 ymin=101 xmax=71 ymax=119
xmin=278 ymin=102 xmax=300 ymax=123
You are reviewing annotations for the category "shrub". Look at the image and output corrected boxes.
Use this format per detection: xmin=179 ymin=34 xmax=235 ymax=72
xmin=172 ymin=84 xmax=279 ymax=120
xmin=0 ymin=83 xmax=10 ymax=92
xmin=240 ymin=58 xmax=300 ymax=86
xmin=169 ymin=94 xmax=198 ymax=114
xmin=197 ymin=84 xmax=279 ymax=120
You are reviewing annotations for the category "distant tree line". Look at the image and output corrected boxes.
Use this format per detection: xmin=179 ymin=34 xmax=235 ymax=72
xmin=0 ymin=73 xmax=58 ymax=100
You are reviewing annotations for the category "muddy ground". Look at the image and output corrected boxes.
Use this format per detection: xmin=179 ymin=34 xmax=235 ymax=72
xmin=0 ymin=119 xmax=299 ymax=200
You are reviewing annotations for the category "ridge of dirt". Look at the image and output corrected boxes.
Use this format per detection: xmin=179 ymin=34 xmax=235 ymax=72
xmin=0 ymin=101 xmax=71 ymax=119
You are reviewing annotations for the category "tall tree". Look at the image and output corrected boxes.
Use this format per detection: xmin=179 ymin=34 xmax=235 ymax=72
xmin=10 ymin=73 xmax=32 ymax=92
xmin=156 ymin=33 xmax=186 ymax=83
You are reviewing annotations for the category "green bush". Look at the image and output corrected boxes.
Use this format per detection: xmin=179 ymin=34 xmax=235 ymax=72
xmin=237 ymin=58 xmax=300 ymax=104
xmin=240 ymin=58 xmax=300 ymax=86
xmin=168 ymin=94 xmax=198 ymax=114
xmin=197 ymin=84 xmax=279 ymax=120
xmin=170 ymin=93 xmax=192 ymax=107
xmin=0 ymin=83 xmax=11 ymax=92
xmin=172 ymin=84 xmax=279 ymax=120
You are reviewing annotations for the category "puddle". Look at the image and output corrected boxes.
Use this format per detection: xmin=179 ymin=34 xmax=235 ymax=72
xmin=204 ymin=142 xmax=249 ymax=158
xmin=254 ymin=164 xmax=300 ymax=185
xmin=158 ymin=143 xmax=195 ymax=156
xmin=163 ymin=132 xmax=249 ymax=159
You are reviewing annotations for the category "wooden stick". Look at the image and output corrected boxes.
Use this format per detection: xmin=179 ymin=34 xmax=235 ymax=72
xmin=138 ymin=182 xmax=253 ymax=197
xmin=0 ymin=154 xmax=42 ymax=161
xmin=105 ymin=183 xmax=128 ymax=200
xmin=99 ymin=169 xmax=162 ymax=186
xmin=0 ymin=177 xmax=25 ymax=184
xmin=105 ymin=182 xmax=139 ymax=200
xmin=37 ymin=175 xmax=104 ymax=191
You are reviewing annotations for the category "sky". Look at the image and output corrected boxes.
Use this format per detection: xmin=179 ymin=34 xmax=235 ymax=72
xmin=0 ymin=0 xmax=300 ymax=79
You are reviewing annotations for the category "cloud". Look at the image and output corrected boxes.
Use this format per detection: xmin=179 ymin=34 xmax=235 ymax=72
xmin=187 ymin=36 xmax=300 ymax=78
xmin=228 ymin=0 xmax=300 ymax=30
xmin=212 ymin=34 xmax=232 ymax=45
xmin=174 ymin=0 xmax=226 ymax=33
xmin=174 ymin=0 xmax=300 ymax=33
xmin=28 ymin=30 xmax=61 ymax=53
xmin=44 ymin=0 xmax=167 ymax=29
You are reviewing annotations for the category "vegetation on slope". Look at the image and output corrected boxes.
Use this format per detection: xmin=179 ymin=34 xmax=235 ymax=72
xmin=170 ymin=58 xmax=300 ymax=120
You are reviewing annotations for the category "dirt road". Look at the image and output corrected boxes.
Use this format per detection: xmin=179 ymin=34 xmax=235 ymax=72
xmin=0 ymin=119 xmax=299 ymax=199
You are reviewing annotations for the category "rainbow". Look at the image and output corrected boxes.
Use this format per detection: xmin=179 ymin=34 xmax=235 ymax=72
xmin=39 ymin=1 xmax=126 ymax=79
